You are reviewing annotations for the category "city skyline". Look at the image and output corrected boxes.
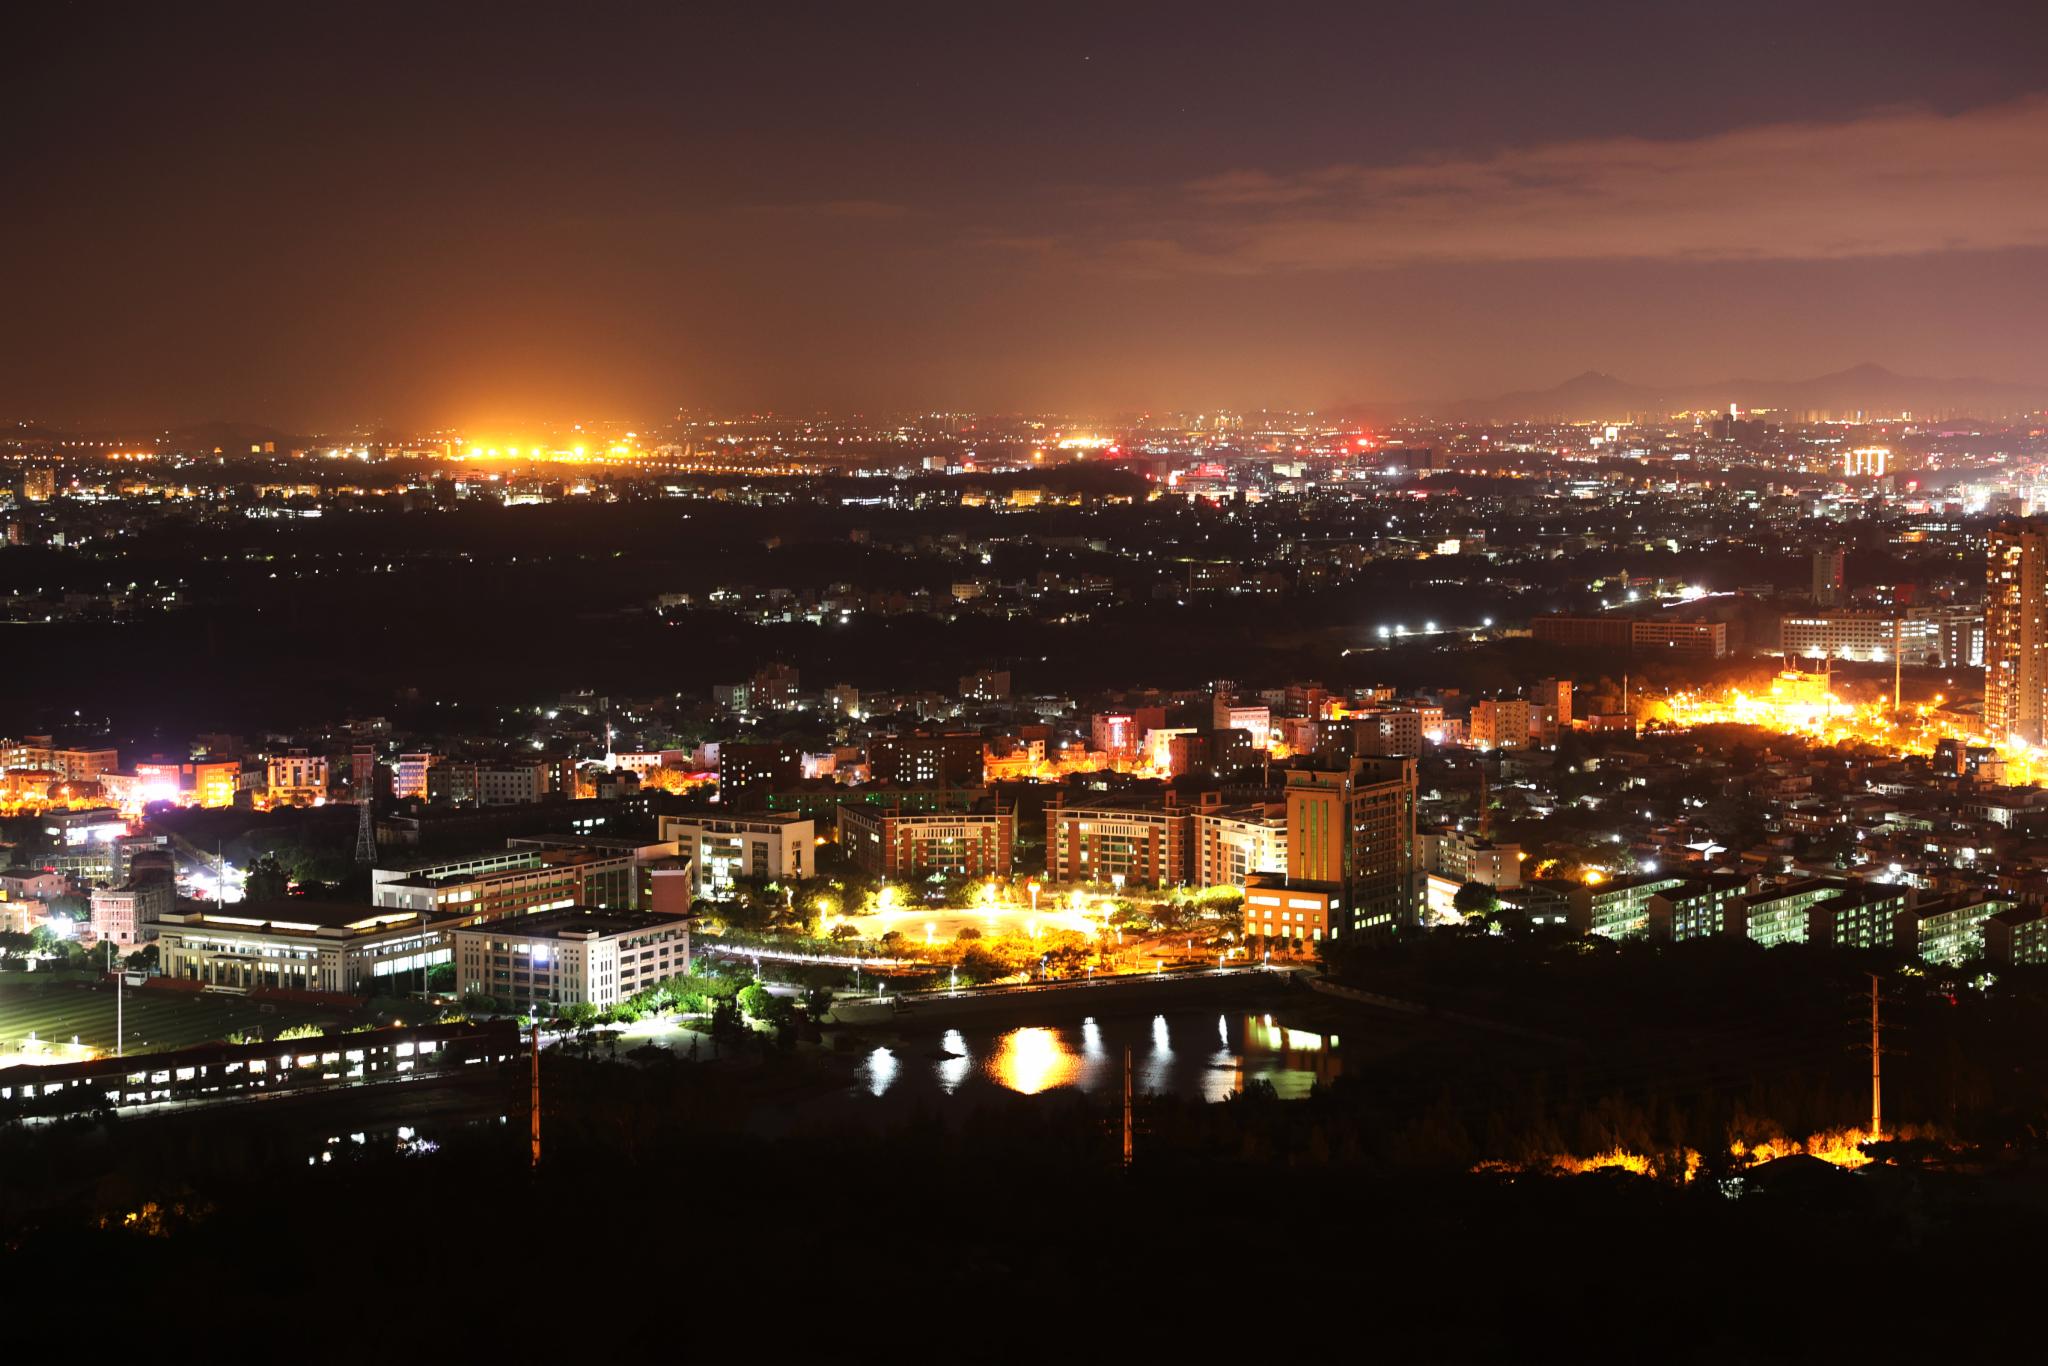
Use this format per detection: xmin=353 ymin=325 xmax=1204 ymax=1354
xmin=6 ymin=2 xmax=2047 ymax=429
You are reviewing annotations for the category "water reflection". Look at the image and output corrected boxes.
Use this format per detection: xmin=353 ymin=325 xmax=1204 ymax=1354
xmin=986 ymin=1027 xmax=1081 ymax=1094
xmin=1141 ymin=1013 xmax=1175 ymax=1093
xmin=865 ymin=1013 xmax=1343 ymax=1102
xmin=937 ymin=1029 xmax=971 ymax=1094
xmin=864 ymin=1046 xmax=899 ymax=1096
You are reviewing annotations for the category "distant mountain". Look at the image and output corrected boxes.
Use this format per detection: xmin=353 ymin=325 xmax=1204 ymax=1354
xmin=1351 ymin=363 xmax=2048 ymax=423
xmin=164 ymin=419 xmax=309 ymax=451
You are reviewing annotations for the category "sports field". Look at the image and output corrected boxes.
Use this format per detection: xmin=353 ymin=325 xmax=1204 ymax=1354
xmin=0 ymin=979 xmax=349 ymax=1058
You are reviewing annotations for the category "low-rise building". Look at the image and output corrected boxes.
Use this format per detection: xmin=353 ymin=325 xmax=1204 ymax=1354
xmin=156 ymin=901 xmax=453 ymax=996
xmin=452 ymin=906 xmax=692 ymax=1011
xmin=372 ymin=847 xmax=637 ymax=920
xmin=657 ymin=813 xmax=814 ymax=898
xmin=88 ymin=879 xmax=175 ymax=946
xmin=1569 ymin=874 xmax=1688 ymax=939
xmin=1899 ymin=893 xmax=2012 ymax=965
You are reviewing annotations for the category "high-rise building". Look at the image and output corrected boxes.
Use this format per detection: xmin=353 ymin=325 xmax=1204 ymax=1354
xmin=1812 ymin=547 xmax=1846 ymax=606
xmin=1986 ymin=520 xmax=2048 ymax=745
xmin=1282 ymin=756 xmax=1418 ymax=935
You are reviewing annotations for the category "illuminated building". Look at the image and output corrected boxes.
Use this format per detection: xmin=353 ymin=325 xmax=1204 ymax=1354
xmin=1843 ymin=446 xmax=1890 ymax=478
xmin=1243 ymin=873 xmax=1339 ymax=945
xmin=867 ymin=732 xmax=983 ymax=788
xmin=836 ymin=805 xmax=1013 ymax=879
xmin=716 ymin=742 xmax=802 ymax=810
xmin=1777 ymin=614 xmax=1933 ymax=667
xmin=156 ymin=901 xmax=453 ymax=995
xmin=1211 ymin=695 xmax=1272 ymax=748
xmin=1807 ymin=883 xmax=1911 ymax=950
xmin=452 ymin=907 xmax=691 ymax=1010
xmin=1985 ymin=905 xmax=2048 ymax=965
xmin=1812 ymin=547 xmax=1846 ymax=606
xmin=1352 ymin=708 xmax=1424 ymax=755
xmin=0 ymin=1022 xmax=520 ymax=1121
xmin=1899 ymin=893 xmax=2012 ymax=966
xmin=1647 ymin=876 xmax=1749 ymax=942
xmin=1091 ymin=709 xmax=1164 ymax=764
xmin=372 ymin=847 xmax=636 ymax=920
xmin=476 ymin=760 xmax=551 ymax=806
xmin=1418 ymin=829 xmax=1522 ymax=888
xmin=657 ymin=813 xmax=814 ymax=898
xmin=394 ymin=752 xmax=443 ymax=801
xmin=44 ymin=807 xmax=127 ymax=846
xmin=88 ymin=878 xmax=175 ymax=946
xmin=1045 ymin=792 xmax=1204 ymax=888
xmin=1735 ymin=879 xmax=1843 ymax=948
xmin=1569 ymin=874 xmax=1688 ymax=939
xmin=1283 ymin=756 xmax=1418 ymax=935
xmin=1468 ymin=698 xmax=1531 ymax=751
xmin=20 ymin=467 xmax=56 ymax=502
xmin=266 ymin=748 xmax=329 ymax=804
xmin=1985 ymin=519 xmax=2048 ymax=745
xmin=2 ymin=739 xmax=118 ymax=783
xmin=959 ymin=669 xmax=1011 ymax=703
xmin=1193 ymin=803 xmax=1287 ymax=888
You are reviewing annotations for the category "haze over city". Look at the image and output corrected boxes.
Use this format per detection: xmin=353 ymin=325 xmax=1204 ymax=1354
xmin=7 ymin=0 xmax=2047 ymax=429
xmin=11 ymin=6 xmax=2048 ymax=1362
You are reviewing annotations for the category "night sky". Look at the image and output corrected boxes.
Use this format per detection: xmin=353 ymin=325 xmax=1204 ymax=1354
xmin=8 ymin=1 xmax=2048 ymax=429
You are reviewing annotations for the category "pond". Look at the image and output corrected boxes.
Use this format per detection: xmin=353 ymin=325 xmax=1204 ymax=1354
xmin=853 ymin=1010 xmax=1343 ymax=1104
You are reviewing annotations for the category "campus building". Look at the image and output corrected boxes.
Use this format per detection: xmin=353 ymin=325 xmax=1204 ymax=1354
xmin=1193 ymin=803 xmax=1287 ymax=889
xmin=836 ymin=805 xmax=1013 ymax=880
xmin=155 ymin=901 xmax=454 ymax=996
xmin=371 ymin=847 xmax=637 ymax=920
xmin=657 ymin=813 xmax=814 ymax=898
xmin=452 ymin=907 xmax=692 ymax=1011
xmin=1044 ymin=793 xmax=1205 ymax=888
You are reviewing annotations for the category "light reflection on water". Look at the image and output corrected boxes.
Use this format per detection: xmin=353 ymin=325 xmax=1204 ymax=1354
xmin=858 ymin=1013 xmax=1342 ymax=1102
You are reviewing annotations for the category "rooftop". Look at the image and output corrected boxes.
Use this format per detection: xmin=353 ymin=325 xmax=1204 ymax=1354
xmin=455 ymin=906 xmax=688 ymax=941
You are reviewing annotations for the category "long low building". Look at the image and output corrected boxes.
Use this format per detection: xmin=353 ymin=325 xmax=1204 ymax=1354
xmin=372 ymin=846 xmax=638 ymax=919
xmin=155 ymin=901 xmax=457 ymax=996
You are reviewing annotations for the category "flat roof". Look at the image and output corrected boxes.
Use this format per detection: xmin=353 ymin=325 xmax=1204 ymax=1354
xmin=454 ymin=906 xmax=688 ymax=941
xmin=160 ymin=898 xmax=443 ymax=936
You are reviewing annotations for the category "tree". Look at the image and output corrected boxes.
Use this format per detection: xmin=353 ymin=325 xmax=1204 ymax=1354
xmin=737 ymin=983 xmax=775 ymax=1022
xmin=244 ymin=855 xmax=290 ymax=902
xmin=1454 ymin=881 xmax=1499 ymax=917
xmin=802 ymin=985 xmax=835 ymax=1024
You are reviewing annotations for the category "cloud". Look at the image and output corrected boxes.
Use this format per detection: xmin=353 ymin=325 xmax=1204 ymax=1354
xmin=1011 ymin=97 xmax=2048 ymax=275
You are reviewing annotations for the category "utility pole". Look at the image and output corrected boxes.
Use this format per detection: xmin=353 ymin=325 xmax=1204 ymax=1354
xmin=1121 ymin=1044 xmax=1133 ymax=1168
xmin=529 ymin=1019 xmax=542 ymax=1169
xmin=1868 ymin=973 xmax=1883 ymax=1141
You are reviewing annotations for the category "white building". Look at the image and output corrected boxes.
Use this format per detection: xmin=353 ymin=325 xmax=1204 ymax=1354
xmin=155 ymin=902 xmax=452 ymax=995
xmin=452 ymin=907 xmax=691 ymax=1010
xmin=657 ymin=813 xmax=814 ymax=898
